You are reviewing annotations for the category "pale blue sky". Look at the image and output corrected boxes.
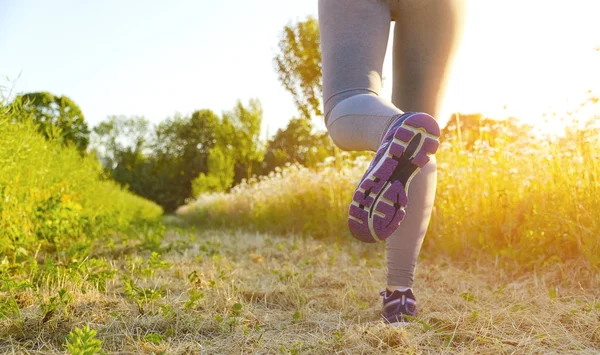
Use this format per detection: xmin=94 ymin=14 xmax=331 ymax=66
xmin=2 ymin=1 xmax=599 ymax=138
xmin=1 ymin=0 xmax=318 ymax=138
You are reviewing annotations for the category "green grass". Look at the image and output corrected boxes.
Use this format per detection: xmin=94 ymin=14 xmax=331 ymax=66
xmin=0 ymin=100 xmax=163 ymax=325
xmin=0 ymin=101 xmax=162 ymax=258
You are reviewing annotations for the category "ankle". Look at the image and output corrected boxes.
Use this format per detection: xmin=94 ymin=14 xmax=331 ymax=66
xmin=387 ymin=285 xmax=412 ymax=293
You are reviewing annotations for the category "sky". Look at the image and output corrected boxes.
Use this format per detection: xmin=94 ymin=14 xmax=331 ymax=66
xmin=1 ymin=0 xmax=599 ymax=139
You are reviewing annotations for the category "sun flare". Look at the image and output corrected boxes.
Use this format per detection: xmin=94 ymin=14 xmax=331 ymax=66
xmin=380 ymin=0 xmax=600 ymax=135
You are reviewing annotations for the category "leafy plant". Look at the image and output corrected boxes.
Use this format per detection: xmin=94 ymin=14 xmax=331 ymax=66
xmin=0 ymin=274 xmax=31 ymax=319
xmin=143 ymin=333 xmax=163 ymax=345
xmin=40 ymin=288 xmax=73 ymax=323
xmin=122 ymin=276 xmax=165 ymax=314
xmin=65 ymin=325 xmax=105 ymax=355
xmin=184 ymin=289 xmax=205 ymax=311
xmin=79 ymin=258 xmax=117 ymax=292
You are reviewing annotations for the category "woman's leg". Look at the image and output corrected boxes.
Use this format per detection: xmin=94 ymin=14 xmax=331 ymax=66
xmin=318 ymin=0 xmax=399 ymax=153
xmin=320 ymin=0 xmax=442 ymax=244
xmin=386 ymin=0 xmax=465 ymax=289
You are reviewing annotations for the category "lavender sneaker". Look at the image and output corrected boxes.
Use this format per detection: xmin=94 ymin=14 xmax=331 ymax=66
xmin=348 ymin=112 xmax=440 ymax=243
xmin=380 ymin=289 xmax=417 ymax=326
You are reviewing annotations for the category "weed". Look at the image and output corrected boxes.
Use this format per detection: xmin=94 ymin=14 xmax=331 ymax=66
xmin=65 ymin=325 xmax=105 ymax=355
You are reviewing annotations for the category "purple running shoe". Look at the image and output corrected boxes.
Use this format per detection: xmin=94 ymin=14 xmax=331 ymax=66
xmin=348 ymin=112 xmax=440 ymax=243
xmin=380 ymin=288 xmax=417 ymax=326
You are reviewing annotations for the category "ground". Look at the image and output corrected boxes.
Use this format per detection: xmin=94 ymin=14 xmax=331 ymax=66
xmin=2 ymin=227 xmax=599 ymax=354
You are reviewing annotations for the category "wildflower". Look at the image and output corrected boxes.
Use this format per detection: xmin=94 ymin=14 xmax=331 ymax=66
xmin=439 ymin=141 xmax=452 ymax=151
xmin=324 ymin=156 xmax=336 ymax=165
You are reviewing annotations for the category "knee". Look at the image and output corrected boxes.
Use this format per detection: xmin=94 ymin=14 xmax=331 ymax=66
xmin=326 ymin=118 xmax=352 ymax=151
xmin=325 ymin=94 xmax=376 ymax=151
xmin=324 ymin=89 xmax=377 ymax=124
xmin=326 ymin=93 xmax=399 ymax=128
xmin=325 ymin=93 xmax=403 ymax=152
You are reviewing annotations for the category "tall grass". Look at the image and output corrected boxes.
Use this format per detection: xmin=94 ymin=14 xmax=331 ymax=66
xmin=0 ymin=100 xmax=163 ymax=269
xmin=181 ymin=158 xmax=359 ymax=239
xmin=182 ymin=106 xmax=600 ymax=269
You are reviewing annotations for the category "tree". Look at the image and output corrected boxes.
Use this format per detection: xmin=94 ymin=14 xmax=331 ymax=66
xmin=91 ymin=115 xmax=152 ymax=169
xmin=148 ymin=109 xmax=221 ymax=211
xmin=222 ymin=99 xmax=265 ymax=181
xmin=90 ymin=103 xmax=264 ymax=207
xmin=189 ymin=99 xmax=266 ymax=196
xmin=264 ymin=117 xmax=335 ymax=172
xmin=153 ymin=109 xmax=219 ymax=164
xmin=91 ymin=110 xmax=222 ymax=212
xmin=16 ymin=92 xmax=90 ymax=152
xmin=91 ymin=116 xmax=154 ymax=207
xmin=274 ymin=16 xmax=322 ymax=120
xmin=191 ymin=146 xmax=235 ymax=196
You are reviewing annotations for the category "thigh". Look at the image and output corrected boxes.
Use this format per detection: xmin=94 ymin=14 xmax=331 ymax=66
xmin=390 ymin=0 xmax=464 ymax=115
xmin=318 ymin=0 xmax=392 ymax=118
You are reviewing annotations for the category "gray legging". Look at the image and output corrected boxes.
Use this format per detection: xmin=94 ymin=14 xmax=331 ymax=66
xmin=318 ymin=0 xmax=464 ymax=287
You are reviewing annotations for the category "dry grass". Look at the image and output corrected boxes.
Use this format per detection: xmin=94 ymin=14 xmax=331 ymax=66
xmin=182 ymin=108 xmax=600 ymax=270
xmin=2 ymin=228 xmax=599 ymax=354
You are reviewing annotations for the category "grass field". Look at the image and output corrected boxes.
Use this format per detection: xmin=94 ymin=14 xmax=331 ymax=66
xmin=3 ymin=97 xmax=600 ymax=353
xmin=2 ymin=227 xmax=599 ymax=354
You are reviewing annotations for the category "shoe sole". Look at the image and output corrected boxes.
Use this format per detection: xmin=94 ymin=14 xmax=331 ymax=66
xmin=348 ymin=112 xmax=440 ymax=243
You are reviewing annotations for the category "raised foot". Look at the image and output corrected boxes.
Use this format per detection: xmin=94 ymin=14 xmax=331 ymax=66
xmin=348 ymin=112 xmax=440 ymax=242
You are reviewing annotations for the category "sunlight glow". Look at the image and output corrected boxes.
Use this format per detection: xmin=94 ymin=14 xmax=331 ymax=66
xmin=381 ymin=0 xmax=600 ymax=134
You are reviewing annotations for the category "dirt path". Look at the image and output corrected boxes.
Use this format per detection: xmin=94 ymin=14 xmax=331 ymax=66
xmin=2 ymin=229 xmax=599 ymax=354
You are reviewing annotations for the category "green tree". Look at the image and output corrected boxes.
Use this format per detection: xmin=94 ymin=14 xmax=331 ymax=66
xmin=91 ymin=115 xmax=157 ymax=208
xmin=148 ymin=109 xmax=221 ymax=211
xmin=274 ymin=16 xmax=322 ymax=120
xmin=153 ymin=109 xmax=219 ymax=165
xmin=264 ymin=117 xmax=335 ymax=172
xmin=190 ymin=99 xmax=266 ymax=196
xmin=91 ymin=115 xmax=152 ymax=169
xmin=191 ymin=145 xmax=235 ymax=196
xmin=222 ymin=99 xmax=265 ymax=181
xmin=16 ymin=92 xmax=90 ymax=151
xmin=91 ymin=110 xmax=221 ymax=212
